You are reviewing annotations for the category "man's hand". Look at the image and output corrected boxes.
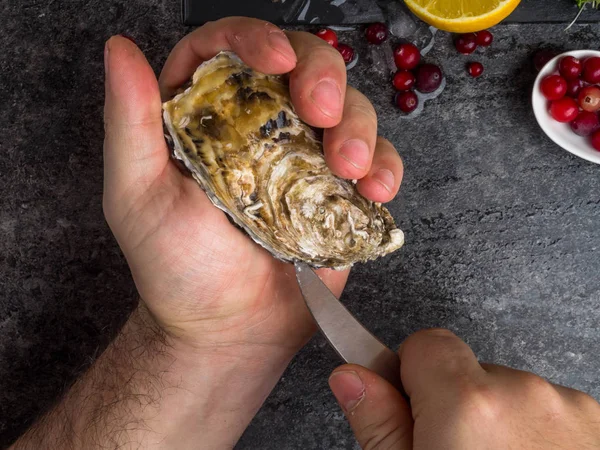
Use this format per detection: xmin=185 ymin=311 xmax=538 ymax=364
xmin=329 ymin=329 xmax=600 ymax=449
xmin=103 ymin=17 xmax=403 ymax=355
xmin=10 ymin=17 xmax=404 ymax=449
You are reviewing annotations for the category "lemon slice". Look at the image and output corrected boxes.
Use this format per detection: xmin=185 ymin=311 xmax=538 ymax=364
xmin=404 ymin=0 xmax=521 ymax=33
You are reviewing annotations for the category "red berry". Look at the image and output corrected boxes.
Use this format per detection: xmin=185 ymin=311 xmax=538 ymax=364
xmin=365 ymin=23 xmax=389 ymax=45
xmin=393 ymin=70 xmax=416 ymax=91
xmin=583 ymin=57 xmax=600 ymax=84
xmin=570 ymin=111 xmax=600 ymax=136
xmin=467 ymin=62 xmax=484 ymax=78
xmin=415 ymin=64 xmax=443 ymax=93
xmin=540 ymin=75 xmax=567 ymax=101
xmin=549 ymin=97 xmax=579 ymax=123
xmin=558 ymin=56 xmax=583 ymax=80
xmin=566 ymin=79 xmax=585 ymax=98
xmin=533 ymin=49 xmax=559 ymax=72
xmin=315 ymin=28 xmax=338 ymax=48
xmin=337 ymin=43 xmax=355 ymax=64
xmin=476 ymin=30 xmax=493 ymax=47
xmin=578 ymin=86 xmax=600 ymax=112
xmin=393 ymin=43 xmax=421 ymax=70
xmin=455 ymin=33 xmax=478 ymax=55
xmin=395 ymin=91 xmax=419 ymax=113
xmin=591 ymin=129 xmax=600 ymax=151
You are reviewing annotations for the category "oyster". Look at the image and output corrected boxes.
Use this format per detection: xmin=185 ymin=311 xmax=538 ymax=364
xmin=162 ymin=52 xmax=404 ymax=269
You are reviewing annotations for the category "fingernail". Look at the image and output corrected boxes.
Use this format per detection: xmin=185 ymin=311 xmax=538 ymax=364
xmin=373 ymin=168 xmax=395 ymax=193
xmin=338 ymin=139 xmax=370 ymax=170
xmin=119 ymin=34 xmax=137 ymax=45
xmin=267 ymin=31 xmax=296 ymax=64
xmin=329 ymin=371 xmax=365 ymax=413
xmin=310 ymin=80 xmax=342 ymax=119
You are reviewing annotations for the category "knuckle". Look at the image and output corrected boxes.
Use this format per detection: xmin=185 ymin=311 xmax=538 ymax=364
xmin=304 ymin=45 xmax=344 ymax=68
xmin=454 ymin=379 xmax=502 ymax=423
xmin=521 ymin=374 xmax=567 ymax=415
xmin=522 ymin=373 xmax=556 ymax=397
xmin=402 ymin=328 xmax=457 ymax=354
xmin=346 ymin=101 xmax=377 ymax=125
xmin=262 ymin=22 xmax=285 ymax=38
xmin=375 ymin=137 xmax=403 ymax=169
xmin=573 ymin=391 xmax=600 ymax=413
xmin=376 ymin=136 xmax=394 ymax=148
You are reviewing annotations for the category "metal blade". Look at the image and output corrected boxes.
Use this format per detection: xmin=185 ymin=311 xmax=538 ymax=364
xmin=295 ymin=262 xmax=403 ymax=391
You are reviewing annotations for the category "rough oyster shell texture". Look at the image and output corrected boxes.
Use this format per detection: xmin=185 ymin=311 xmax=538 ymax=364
xmin=162 ymin=52 xmax=404 ymax=269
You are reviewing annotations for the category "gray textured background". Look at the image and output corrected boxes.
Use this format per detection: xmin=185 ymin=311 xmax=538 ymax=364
xmin=1 ymin=0 xmax=600 ymax=449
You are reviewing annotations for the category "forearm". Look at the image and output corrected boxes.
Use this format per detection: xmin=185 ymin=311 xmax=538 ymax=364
xmin=10 ymin=303 xmax=294 ymax=449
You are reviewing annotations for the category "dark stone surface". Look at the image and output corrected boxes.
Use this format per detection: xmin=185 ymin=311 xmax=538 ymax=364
xmin=186 ymin=0 xmax=600 ymax=25
xmin=1 ymin=1 xmax=599 ymax=449
xmin=508 ymin=0 xmax=600 ymax=23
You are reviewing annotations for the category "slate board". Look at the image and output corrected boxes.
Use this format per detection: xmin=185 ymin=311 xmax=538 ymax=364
xmin=183 ymin=0 xmax=600 ymax=25
xmin=182 ymin=0 xmax=382 ymax=25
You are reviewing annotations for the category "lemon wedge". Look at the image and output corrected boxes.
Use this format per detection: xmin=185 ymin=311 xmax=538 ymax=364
xmin=404 ymin=0 xmax=521 ymax=33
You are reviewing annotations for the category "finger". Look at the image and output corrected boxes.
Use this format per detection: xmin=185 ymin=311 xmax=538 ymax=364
xmin=314 ymin=267 xmax=350 ymax=299
xmin=322 ymin=87 xmax=377 ymax=180
xmin=399 ymin=329 xmax=487 ymax=408
xmin=356 ymin=138 xmax=404 ymax=203
xmin=286 ymin=31 xmax=347 ymax=128
xmin=159 ymin=17 xmax=297 ymax=100
xmin=103 ymin=36 xmax=169 ymax=210
xmin=329 ymin=364 xmax=413 ymax=450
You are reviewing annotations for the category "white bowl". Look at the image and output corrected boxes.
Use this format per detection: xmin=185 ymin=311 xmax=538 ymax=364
xmin=532 ymin=49 xmax=600 ymax=165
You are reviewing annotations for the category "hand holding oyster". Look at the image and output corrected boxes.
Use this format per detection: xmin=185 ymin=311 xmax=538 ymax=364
xmin=162 ymin=52 xmax=404 ymax=269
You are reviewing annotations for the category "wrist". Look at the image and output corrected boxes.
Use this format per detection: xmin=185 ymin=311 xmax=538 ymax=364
xmin=136 ymin=302 xmax=299 ymax=448
xmin=149 ymin=293 xmax=314 ymax=371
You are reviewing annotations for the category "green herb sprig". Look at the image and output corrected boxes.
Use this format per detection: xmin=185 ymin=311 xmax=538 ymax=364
xmin=568 ymin=0 xmax=600 ymax=29
xmin=575 ymin=0 xmax=599 ymax=8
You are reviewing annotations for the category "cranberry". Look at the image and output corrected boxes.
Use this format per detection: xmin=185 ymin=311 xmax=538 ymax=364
xmin=455 ymin=33 xmax=478 ymax=55
xmin=549 ymin=97 xmax=579 ymax=123
xmin=583 ymin=57 xmax=600 ymax=83
xmin=566 ymin=79 xmax=585 ymax=98
xmin=591 ymin=129 xmax=600 ymax=151
xmin=365 ymin=23 xmax=389 ymax=45
xmin=395 ymin=91 xmax=419 ymax=113
xmin=533 ymin=49 xmax=558 ymax=72
xmin=570 ymin=111 xmax=600 ymax=136
xmin=540 ymin=75 xmax=567 ymax=101
xmin=415 ymin=64 xmax=443 ymax=93
xmin=315 ymin=28 xmax=338 ymax=48
xmin=467 ymin=62 xmax=484 ymax=78
xmin=476 ymin=30 xmax=493 ymax=47
xmin=393 ymin=70 xmax=416 ymax=91
xmin=337 ymin=43 xmax=355 ymax=64
xmin=558 ymin=56 xmax=583 ymax=80
xmin=578 ymin=86 xmax=600 ymax=112
xmin=394 ymin=43 xmax=421 ymax=70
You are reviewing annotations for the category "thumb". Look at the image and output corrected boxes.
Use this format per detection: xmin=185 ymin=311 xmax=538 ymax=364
xmin=329 ymin=364 xmax=413 ymax=449
xmin=103 ymin=35 xmax=170 ymax=221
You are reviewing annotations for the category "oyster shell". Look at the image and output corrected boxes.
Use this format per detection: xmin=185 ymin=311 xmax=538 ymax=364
xmin=162 ymin=52 xmax=404 ymax=269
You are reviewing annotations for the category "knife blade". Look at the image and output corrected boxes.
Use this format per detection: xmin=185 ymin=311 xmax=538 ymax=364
xmin=295 ymin=262 xmax=404 ymax=392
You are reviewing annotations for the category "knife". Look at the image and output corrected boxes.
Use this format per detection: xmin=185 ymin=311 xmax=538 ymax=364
xmin=294 ymin=262 xmax=405 ymax=393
